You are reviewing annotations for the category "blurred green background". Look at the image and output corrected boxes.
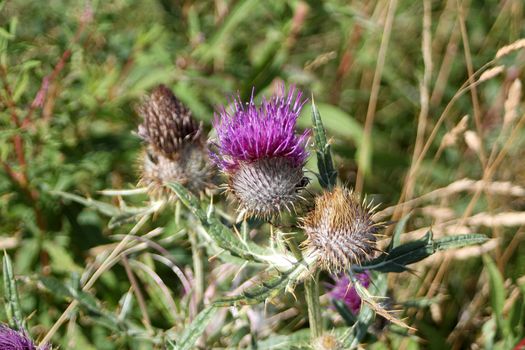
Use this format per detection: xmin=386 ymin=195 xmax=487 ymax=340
xmin=1 ymin=0 xmax=525 ymax=349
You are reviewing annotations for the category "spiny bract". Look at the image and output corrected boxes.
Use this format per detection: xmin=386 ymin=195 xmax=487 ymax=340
xmin=302 ymin=187 xmax=383 ymax=272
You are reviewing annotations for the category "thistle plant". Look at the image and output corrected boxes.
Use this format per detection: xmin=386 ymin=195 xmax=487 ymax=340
xmin=137 ymin=84 xmax=214 ymax=201
xmin=210 ymin=86 xmax=310 ymax=217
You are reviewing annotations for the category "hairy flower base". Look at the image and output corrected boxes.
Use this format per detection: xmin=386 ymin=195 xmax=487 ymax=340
xmin=139 ymin=144 xmax=213 ymax=201
xmin=302 ymin=187 xmax=382 ymax=272
xmin=229 ymin=157 xmax=306 ymax=217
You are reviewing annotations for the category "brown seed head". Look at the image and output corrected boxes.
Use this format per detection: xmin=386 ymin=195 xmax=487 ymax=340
xmin=136 ymin=85 xmax=214 ymax=200
xmin=137 ymin=84 xmax=202 ymax=158
xmin=302 ymin=186 xmax=383 ymax=272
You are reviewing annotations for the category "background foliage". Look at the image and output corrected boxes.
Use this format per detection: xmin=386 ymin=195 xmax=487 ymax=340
xmin=1 ymin=0 xmax=525 ymax=349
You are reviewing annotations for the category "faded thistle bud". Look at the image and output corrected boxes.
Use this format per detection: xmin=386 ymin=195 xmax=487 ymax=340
xmin=0 ymin=324 xmax=50 ymax=350
xmin=302 ymin=187 xmax=383 ymax=272
xmin=327 ymin=272 xmax=370 ymax=314
xmin=210 ymin=86 xmax=310 ymax=218
xmin=137 ymin=85 xmax=214 ymax=200
xmin=312 ymin=334 xmax=343 ymax=350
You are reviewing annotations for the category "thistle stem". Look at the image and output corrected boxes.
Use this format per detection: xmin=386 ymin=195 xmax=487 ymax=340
xmin=305 ymin=268 xmax=322 ymax=339
xmin=189 ymin=228 xmax=204 ymax=309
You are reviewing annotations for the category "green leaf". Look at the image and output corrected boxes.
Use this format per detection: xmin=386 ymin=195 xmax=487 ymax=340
xmin=389 ymin=213 xmax=411 ymax=250
xmin=355 ymin=232 xmax=488 ymax=273
xmin=173 ymin=306 xmax=218 ymax=350
xmin=194 ymin=0 xmax=260 ymax=62
xmin=311 ymin=99 xmax=338 ymax=189
xmin=38 ymin=276 xmax=121 ymax=330
xmin=2 ymin=253 xmax=25 ymax=329
xmin=167 ymin=182 xmax=270 ymax=262
xmin=434 ymin=234 xmax=489 ymax=251
xmin=483 ymin=254 xmax=508 ymax=337
xmin=213 ymin=263 xmax=305 ymax=307
xmin=51 ymin=190 xmax=121 ymax=217
xmin=333 ymin=300 xmax=357 ymax=326
xmin=299 ymin=103 xmax=364 ymax=144
xmin=347 ymin=272 xmax=388 ymax=347
xmin=42 ymin=241 xmax=83 ymax=273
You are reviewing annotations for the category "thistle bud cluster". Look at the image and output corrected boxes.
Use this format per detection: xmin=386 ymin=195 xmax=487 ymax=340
xmin=135 ymin=85 xmax=383 ymax=272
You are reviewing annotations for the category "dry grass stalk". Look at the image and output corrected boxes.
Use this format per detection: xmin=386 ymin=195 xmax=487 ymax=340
xmin=467 ymin=211 xmax=525 ymax=227
xmin=440 ymin=115 xmax=469 ymax=149
xmin=375 ymin=178 xmax=525 ymax=220
xmin=495 ymin=38 xmax=525 ymax=59
xmin=464 ymin=130 xmax=481 ymax=154
xmin=477 ymin=65 xmax=504 ymax=83
xmin=503 ymin=78 xmax=522 ymax=127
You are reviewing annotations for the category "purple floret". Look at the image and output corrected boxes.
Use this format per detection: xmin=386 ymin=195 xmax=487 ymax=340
xmin=211 ymin=86 xmax=309 ymax=172
xmin=328 ymin=272 xmax=371 ymax=314
xmin=0 ymin=324 xmax=50 ymax=350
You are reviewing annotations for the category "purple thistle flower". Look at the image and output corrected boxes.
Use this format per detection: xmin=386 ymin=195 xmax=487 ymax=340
xmin=211 ymin=86 xmax=310 ymax=217
xmin=0 ymin=324 xmax=50 ymax=350
xmin=327 ymin=272 xmax=371 ymax=314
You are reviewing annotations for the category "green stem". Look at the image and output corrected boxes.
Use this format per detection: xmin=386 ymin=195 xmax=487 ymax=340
xmin=304 ymin=268 xmax=322 ymax=339
xmin=189 ymin=228 xmax=204 ymax=308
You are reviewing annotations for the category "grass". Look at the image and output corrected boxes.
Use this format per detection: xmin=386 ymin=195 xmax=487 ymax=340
xmin=1 ymin=0 xmax=525 ymax=349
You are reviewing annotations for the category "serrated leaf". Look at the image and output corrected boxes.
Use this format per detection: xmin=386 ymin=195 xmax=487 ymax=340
xmin=311 ymin=99 xmax=337 ymax=189
xmin=172 ymin=306 xmax=218 ymax=350
xmin=167 ymin=182 xmax=270 ymax=262
xmin=347 ymin=272 xmax=388 ymax=348
xmin=434 ymin=234 xmax=488 ymax=251
xmin=355 ymin=232 xmax=488 ymax=273
xmin=2 ymin=253 xmax=25 ymax=329
xmin=355 ymin=231 xmax=433 ymax=273
xmin=213 ymin=263 xmax=304 ymax=307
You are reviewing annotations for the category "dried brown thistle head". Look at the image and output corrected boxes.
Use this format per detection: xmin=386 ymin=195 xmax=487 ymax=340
xmin=136 ymin=85 xmax=214 ymax=200
xmin=302 ymin=186 xmax=383 ymax=272
xmin=137 ymin=84 xmax=202 ymax=158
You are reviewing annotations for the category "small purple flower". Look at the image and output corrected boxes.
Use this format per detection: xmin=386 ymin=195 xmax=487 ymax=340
xmin=211 ymin=86 xmax=310 ymax=217
xmin=0 ymin=324 xmax=50 ymax=350
xmin=328 ymin=272 xmax=371 ymax=314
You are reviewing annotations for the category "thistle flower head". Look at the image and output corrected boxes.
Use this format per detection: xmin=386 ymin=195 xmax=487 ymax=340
xmin=327 ymin=272 xmax=371 ymax=314
xmin=211 ymin=86 xmax=310 ymax=217
xmin=302 ymin=186 xmax=383 ymax=272
xmin=136 ymin=85 xmax=214 ymax=200
xmin=0 ymin=324 xmax=50 ymax=350
xmin=137 ymin=84 xmax=202 ymax=158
